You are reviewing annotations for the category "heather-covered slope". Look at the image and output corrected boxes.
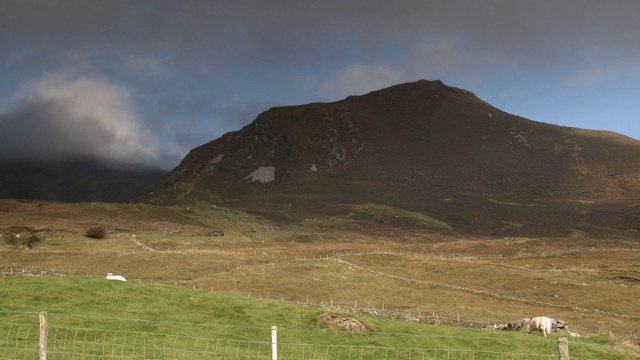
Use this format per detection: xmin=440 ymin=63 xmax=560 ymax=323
xmin=139 ymin=80 xmax=640 ymax=238
xmin=0 ymin=158 xmax=167 ymax=203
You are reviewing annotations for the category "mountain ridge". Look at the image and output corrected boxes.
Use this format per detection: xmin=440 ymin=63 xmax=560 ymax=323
xmin=0 ymin=157 xmax=167 ymax=203
xmin=138 ymin=79 xmax=640 ymax=238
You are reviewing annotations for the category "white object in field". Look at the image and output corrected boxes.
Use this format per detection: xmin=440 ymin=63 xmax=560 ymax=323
xmin=106 ymin=273 xmax=127 ymax=281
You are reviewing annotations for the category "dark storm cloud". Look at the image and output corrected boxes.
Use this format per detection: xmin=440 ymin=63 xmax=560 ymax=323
xmin=3 ymin=1 xmax=638 ymax=72
xmin=0 ymin=73 xmax=157 ymax=164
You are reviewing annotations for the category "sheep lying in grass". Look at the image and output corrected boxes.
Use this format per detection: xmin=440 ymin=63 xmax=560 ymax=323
xmin=106 ymin=273 xmax=126 ymax=281
xmin=525 ymin=316 xmax=552 ymax=337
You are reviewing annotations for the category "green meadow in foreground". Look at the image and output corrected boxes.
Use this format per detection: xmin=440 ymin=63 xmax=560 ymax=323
xmin=0 ymin=277 xmax=633 ymax=359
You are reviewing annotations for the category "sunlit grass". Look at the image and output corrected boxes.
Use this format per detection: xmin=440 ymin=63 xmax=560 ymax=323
xmin=0 ymin=277 xmax=632 ymax=359
xmin=1 ymin=199 xmax=639 ymax=358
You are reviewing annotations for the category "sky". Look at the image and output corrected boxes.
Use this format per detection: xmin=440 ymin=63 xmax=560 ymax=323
xmin=1 ymin=1 xmax=639 ymax=170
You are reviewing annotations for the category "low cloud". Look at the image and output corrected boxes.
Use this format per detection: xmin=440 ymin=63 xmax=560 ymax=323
xmin=0 ymin=72 xmax=158 ymax=165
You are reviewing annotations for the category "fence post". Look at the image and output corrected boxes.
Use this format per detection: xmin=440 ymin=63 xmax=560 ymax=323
xmin=557 ymin=337 xmax=569 ymax=360
xmin=271 ymin=325 xmax=277 ymax=360
xmin=39 ymin=311 xmax=48 ymax=360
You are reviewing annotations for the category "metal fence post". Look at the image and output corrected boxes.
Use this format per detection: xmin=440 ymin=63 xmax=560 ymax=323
xmin=39 ymin=311 xmax=48 ymax=360
xmin=557 ymin=337 xmax=569 ymax=360
xmin=271 ymin=325 xmax=277 ymax=360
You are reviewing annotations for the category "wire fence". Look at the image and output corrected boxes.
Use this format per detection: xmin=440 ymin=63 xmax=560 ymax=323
xmin=0 ymin=311 xmax=581 ymax=360
xmin=1 ymin=323 xmax=560 ymax=360
xmin=2 ymin=323 xmax=272 ymax=359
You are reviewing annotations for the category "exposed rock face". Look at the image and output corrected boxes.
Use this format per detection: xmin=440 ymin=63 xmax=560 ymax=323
xmin=319 ymin=313 xmax=367 ymax=332
xmin=138 ymin=79 xmax=640 ymax=238
xmin=245 ymin=166 xmax=276 ymax=183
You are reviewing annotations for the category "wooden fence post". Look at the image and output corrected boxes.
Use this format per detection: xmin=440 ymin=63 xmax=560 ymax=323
xmin=557 ymin=337 xmax=569 ymax=360
xmin=39 ymin=311 xmax=48 ymax=360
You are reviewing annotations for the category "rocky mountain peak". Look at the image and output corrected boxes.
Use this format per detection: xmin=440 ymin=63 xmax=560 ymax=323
xmin=139 ymin=80 xmax=640 ymax=238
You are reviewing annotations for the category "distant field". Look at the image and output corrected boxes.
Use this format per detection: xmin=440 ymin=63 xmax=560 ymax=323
xmin=1 ymin=199 xmax=639 ymax=358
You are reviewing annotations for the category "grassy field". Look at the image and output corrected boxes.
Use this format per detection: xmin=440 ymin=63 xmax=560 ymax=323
xmin=0 ymin=277 xmax=633 ymax=359
xmin=1 ymin=199 xmax=639 ymax=358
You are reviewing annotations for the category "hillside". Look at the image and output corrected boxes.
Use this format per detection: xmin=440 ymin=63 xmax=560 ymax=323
xmin=1 ymin=199 xmax=639 ymax=353
xmin=138 ymin=80 xmax=640 ymax=238
xmin=0 ymin=157 xmax=167 ymax=203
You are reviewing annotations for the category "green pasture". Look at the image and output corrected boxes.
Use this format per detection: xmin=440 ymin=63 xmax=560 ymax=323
xmin=0 ymin=276 xmax=632 ymax=359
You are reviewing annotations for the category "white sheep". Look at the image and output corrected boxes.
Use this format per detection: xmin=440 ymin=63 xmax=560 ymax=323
xmin=525 ymin=316 xmax=553 ymax=337
xmin=106 ymin=272 xmax=127 ymax=281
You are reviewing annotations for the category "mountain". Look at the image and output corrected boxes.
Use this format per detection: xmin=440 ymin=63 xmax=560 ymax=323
xmin=0 ymin=157 xmax=167 ymax=203
xmin=138 ymin=80 xmax=640 ymax=238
